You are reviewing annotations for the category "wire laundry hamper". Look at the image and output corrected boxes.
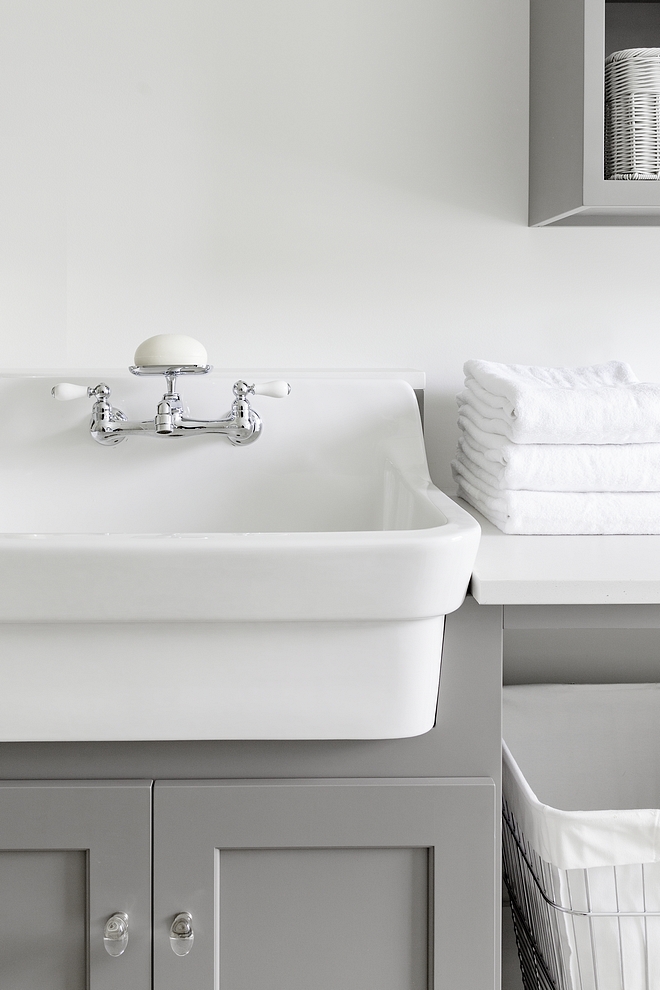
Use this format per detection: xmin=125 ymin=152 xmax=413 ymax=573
xmin=605 ymin=49 xmax=660 ymax=179
xmin=503 ymin=685 xmax=660 ymax=990
xmin=503 ymin=796 xmax=660 ymax=990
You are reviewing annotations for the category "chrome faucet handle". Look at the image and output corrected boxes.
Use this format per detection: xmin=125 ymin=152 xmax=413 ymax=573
xmin=52 ymin=382 xmax=110 ymax=401
xmin=233 ymin=380 xmax=291 ymax=399
xmin=52 ymin=382 xmax=128 ymax=445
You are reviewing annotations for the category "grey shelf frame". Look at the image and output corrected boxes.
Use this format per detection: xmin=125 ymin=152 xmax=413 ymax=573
xmin=530 ymin=0 xmax=660 ymax=226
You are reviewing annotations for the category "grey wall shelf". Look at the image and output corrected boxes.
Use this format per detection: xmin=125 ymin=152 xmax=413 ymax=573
xmin=530 ymin=0 xmax=660 ymax=226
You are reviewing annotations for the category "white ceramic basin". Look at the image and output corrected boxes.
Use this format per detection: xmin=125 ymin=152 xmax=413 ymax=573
xmin=0 ymin=372 xmax=480 ymax=740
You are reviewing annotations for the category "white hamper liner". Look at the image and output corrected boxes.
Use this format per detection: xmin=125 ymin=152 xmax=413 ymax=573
xmin=503 ymin=684 xmax=660 ymax=990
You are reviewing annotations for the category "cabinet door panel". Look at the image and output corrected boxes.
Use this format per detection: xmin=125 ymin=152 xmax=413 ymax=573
xmin=0 ymin=780 xmax=152 ymax=989
xmin=0 ymin=850 xmax=86 ymax=990
xmin=218 ymin=847 xmax=428 ymax=990
xmin=154 ymin=777 xmax=496 ymax=990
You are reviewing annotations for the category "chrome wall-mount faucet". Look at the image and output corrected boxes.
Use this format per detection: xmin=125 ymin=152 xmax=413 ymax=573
xmin=52 ymin=335 xmax=290 ymax=447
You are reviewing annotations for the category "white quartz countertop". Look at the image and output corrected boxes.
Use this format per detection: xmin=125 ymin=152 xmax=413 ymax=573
xmin=455 ymin=499 xmax=660 ymax=605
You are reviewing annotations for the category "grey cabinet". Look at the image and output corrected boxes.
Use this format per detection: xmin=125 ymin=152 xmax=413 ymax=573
xmin=0 ymin=780 xmax=152 ymax=989
xmin=530 ymin=0 xmax=660 ymax=226
xmin=0 ymin=600 xmax=501 ymax=989
xmin=0 ymin=776 xmax=495 ymax=989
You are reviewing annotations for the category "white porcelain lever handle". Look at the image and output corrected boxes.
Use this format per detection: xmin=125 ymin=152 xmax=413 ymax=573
xmin=51 ymin=383 xmax=90 ymax=401
xmin=252 ymin=380 xmax=290 ymax=398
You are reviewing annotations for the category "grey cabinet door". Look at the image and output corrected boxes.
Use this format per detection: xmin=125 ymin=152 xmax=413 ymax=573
xmin=0 ymin=780 xmax=152 ymax=989
xmin=154 ymin=777 xmax=496 ymax=990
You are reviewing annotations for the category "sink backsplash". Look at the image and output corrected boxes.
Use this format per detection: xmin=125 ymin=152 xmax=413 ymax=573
xmin=3 ymin=374 xmax=426 ymax=534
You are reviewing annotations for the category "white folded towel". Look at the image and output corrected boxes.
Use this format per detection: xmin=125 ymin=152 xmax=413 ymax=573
xmin=457 ymin=430 xmax=660 ymax=492
xmin=465 ymin=358 xmax=637 ymax=400
xmin=453 ymin=462 xmax=660 ymax=534
xmin=460 ymin=359 xmax=660 ymax=444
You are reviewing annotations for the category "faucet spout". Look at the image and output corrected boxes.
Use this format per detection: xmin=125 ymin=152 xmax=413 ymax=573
xmin=155 ymin=400 xmax=175 ymax=435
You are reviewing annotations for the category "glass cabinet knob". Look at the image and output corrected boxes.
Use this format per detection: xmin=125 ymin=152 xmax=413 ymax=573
xmin=170 ymin=912 xmax=194 ymax=956
xmin=103 ymin=912 xmax=129 ymax=956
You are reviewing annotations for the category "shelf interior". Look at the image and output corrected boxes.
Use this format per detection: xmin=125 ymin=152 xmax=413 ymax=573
xmin=606 ymin=3 xmax=660 ymax=57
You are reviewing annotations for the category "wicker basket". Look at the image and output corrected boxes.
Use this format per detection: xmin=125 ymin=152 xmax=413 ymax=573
xmin=605 ymin=48 xmax=660 ymax=179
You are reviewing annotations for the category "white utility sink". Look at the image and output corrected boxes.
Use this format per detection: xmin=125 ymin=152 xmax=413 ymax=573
xmin=0 ymin=372 xmax=480 ymax=740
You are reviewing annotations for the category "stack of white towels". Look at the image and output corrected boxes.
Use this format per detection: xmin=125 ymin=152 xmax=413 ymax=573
xmin=452 ymin=359 xmax=660 ymax=534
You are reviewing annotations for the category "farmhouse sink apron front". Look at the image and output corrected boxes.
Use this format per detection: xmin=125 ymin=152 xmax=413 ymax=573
xmin=0 ymin=372 xmax=480 ymax=741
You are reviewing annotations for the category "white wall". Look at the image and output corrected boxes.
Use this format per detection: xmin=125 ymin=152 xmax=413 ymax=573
xmin=2 ymin=0 xmax=660 ymax=488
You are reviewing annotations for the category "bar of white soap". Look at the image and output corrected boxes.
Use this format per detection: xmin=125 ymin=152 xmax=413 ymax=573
xmin=133 ymin=334 xmax=208 ymax=368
